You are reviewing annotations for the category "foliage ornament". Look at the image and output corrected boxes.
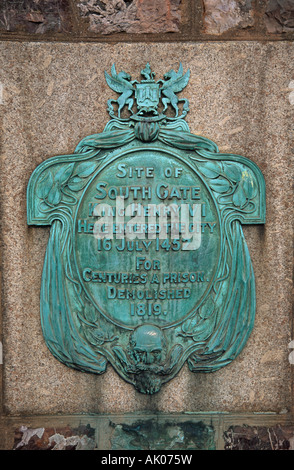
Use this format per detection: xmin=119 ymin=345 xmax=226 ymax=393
xmin=27 ymin=64 xmax=266 ymax=394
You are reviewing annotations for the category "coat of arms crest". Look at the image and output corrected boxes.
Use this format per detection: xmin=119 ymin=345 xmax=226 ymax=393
xmin=105 ymin=62 xmax=190 ymax=119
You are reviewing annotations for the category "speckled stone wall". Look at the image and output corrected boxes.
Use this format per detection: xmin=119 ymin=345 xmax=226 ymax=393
xmin=0 ymin=3 xmax=293 ymax=451
xmin=0 ymin=0 xmax=294 ymax=40
xmin=0 ymin=42 xmax=293 ymax=443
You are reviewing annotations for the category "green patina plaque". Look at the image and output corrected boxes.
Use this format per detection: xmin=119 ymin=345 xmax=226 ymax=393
xmin=27 ymin=63 xmax=266 ymax=394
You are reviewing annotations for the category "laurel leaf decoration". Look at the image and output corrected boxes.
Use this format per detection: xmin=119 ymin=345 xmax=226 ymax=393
xmin=181 ymin=315 xmax=199 ymax=336
xmin=84 ymin=303 xmax=98 ymax=323
xmin=199 ymin=296 xmax=215 ymax=320
xmin=232 ymin=170 xmax=257 ymax=209
xmin=197 ymin=160 xmax=257 ymax=206
xmin=67 ymin=176 xmax=88 ymax=191
xmin=54 ymin=163 xmax=75 ymax=185
xmin=37 ymin=160 xmax=99 ymax=205
xmin=47 ymin=182 xmax=62 ymax=206
xmin=222 ymin=162 xmax=242 ymax=183
xmin=75 ymin=161 xmax=98 ymax=178
xmin=84 ymin=327 xmax=106 ymax=346
xmin=209 ymin=177 xmax=231 ymax=193
xmin=67 ymin=161 xmax=98 ymax=191
xmin=36 ymin=171 xmax=54 ymax=200
xmin=197 ymin=161 xmax=221 ymax=179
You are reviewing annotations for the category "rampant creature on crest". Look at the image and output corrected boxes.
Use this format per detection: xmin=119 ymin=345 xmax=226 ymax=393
xmin=105 ymin=64 xmax=135 ymax=118
xmin=160 ymin=63 xmax=190 ymax=117
xmin=105 ymin=62 xmax=190 ymax=119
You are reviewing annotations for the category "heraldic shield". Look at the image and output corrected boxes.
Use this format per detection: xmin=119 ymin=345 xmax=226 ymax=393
xmin=27 ymin=63 xmax=266 ymax=394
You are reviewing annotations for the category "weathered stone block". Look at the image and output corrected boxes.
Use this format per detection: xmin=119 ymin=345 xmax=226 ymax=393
xmin=203 ymin=0 xmax=254 ymax=34
xmin=265 ymin=0 xmax=294 ymax=33
xmin=76 ymin=0 xmax=182 ymax=34
xmin=0 ymin=0 xmax=72 ymax=33
xmin=13 ymin=424 xmax=96 ymax=450
xmin=110 ymin=420 xmax=216 ymax=450
xmin=224 ymin=425 xmax=294 ymax=450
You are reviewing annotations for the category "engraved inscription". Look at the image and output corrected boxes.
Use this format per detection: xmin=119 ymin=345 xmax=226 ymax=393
xmin=74 ymin=149 xmax=221 ymax=328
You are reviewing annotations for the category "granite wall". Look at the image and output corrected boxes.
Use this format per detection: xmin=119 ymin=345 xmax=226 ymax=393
xmin=0 ymin=1 xmax=293 ymax=451
xmin=0 ymin=0 xmax=294 ymax=40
